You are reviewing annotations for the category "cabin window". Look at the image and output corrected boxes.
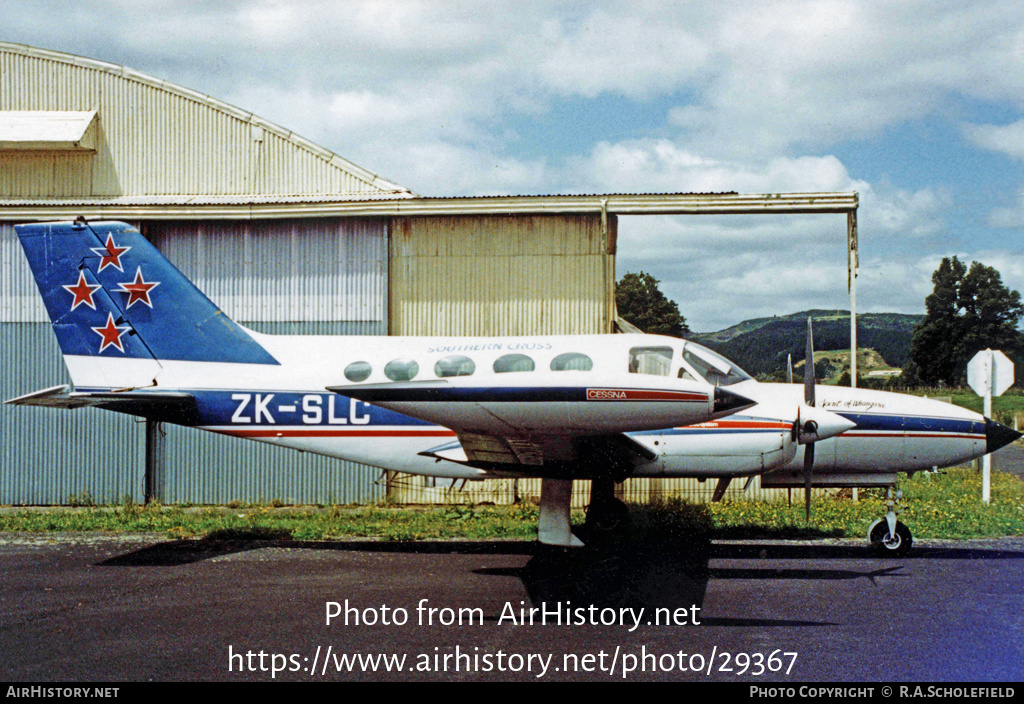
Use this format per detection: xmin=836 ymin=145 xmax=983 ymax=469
xmin=493 ymin=353 xmax=535 ymax=373
xmin=550 ymin=352 xmax=593 ymax=371
xmin=384 ymin=358 xmax=420 ymax=381
xmin=628 ymin=346 xmax=673 ymax=376
xmin=435 ymin=355 xmax=475 ymax=377
xmin=344 ymin=361 xmax=372 ymax=382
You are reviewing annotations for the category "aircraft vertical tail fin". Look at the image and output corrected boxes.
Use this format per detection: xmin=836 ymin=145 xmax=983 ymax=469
xmin=15 ymin=219 xmax=277 ymax=389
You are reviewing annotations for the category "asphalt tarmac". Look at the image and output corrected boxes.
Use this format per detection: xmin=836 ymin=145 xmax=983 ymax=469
xmin=1 ymin=529 xmax=1022 ymax=683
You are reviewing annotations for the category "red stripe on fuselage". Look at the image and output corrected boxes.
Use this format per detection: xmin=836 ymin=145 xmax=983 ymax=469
xmin=586 ymin=388 xmax=706 ymax=401
xmin=211 ymin=428 xmax=457 ymax=438
xmin=685 ymin=420 xmax=792 ymax=430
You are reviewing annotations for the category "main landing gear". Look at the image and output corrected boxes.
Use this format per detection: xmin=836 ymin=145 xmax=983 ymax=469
xmin=584 ymin=478 xmax=631 ymax=537
xmin=867 ymin=487 xmax=913 ymax=556
xmin=536 ymin=477 xmax=630 ymax=548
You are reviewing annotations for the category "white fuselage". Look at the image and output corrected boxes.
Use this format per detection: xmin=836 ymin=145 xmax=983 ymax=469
xmin=68 ymin=331 xmax=990 ymax=482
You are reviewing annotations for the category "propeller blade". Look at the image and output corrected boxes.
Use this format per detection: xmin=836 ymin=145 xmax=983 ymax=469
xmin=804 ymin=441 xmax=815 ymax=521
xmin=803 ymin=317 xmax=816 ymax=521
xmin=804 ymin=317 xmax=815 ymax=407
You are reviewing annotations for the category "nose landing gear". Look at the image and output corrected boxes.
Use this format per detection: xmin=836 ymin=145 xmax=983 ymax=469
xmin=867 ymin=487 xmax=913 ymax=556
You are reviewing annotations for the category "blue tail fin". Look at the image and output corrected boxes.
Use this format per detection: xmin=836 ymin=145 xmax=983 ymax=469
xmin=16 ymin=220 xmax=278 ymax=369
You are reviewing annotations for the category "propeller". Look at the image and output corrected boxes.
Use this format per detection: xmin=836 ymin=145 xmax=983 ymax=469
xmin=803 ymin=318 xmax=815 ymax=520
xmin=792 ymin=318 xmax=856 ymax=519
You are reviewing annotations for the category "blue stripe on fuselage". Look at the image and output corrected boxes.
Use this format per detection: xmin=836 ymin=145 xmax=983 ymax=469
xmin=629 ymin=412 xmax=985 ymax=437
xmin=835 ymin=412 xmax=985 ymax=436
xmin=82 ymin=388 xmax=433 ymax=427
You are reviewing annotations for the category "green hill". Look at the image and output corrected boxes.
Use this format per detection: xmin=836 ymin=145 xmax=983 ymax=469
xmin=690 ymin=310 xmax=922 ymax=378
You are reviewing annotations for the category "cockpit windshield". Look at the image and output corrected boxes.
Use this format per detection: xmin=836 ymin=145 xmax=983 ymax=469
xmin=680 ymin=342 xmax=752 ymax=387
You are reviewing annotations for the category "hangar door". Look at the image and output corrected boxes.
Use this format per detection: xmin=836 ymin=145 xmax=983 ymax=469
xmin=389 ymin=214 xmax=616 ymax=336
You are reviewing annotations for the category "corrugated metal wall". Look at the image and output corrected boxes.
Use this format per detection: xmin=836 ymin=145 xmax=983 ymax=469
xmin=0 ymin=219 xmax=388 ymax=504
xmin=390 ymin=214 xmax=615 ymax=336
xmin=389 ymin=476 xmax=808 ymax=508
xmin=148 ymin=219 xmax=388 ymax=323
xmin=0 ymin=322 xmax=144 ymax=504
xmin=0 ymin=43 xmax=401 ymax=198
xmin=147 ymin=219 xmax=388 ymax=504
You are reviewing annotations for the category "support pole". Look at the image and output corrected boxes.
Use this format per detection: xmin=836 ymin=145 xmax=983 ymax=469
xmin=983 ymin=355 xmax=993 ymax=505
xmin=145 ymin=419 xmax=165 ymax=504
xmin=847 ymin=209 xmax=859 ymax=388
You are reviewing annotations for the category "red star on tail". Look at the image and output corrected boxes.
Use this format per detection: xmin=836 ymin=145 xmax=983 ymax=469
xmin=90 ymin=235 xmax=130 ymax=272
xmin=62 ymin=271 xmax=101 ymax=310
xmin=115 ymin=267 xmax=160 ymax=308
xmin=91 ymin=313 xmax=129 ymax=353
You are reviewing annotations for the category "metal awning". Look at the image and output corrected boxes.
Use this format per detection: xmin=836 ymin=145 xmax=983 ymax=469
xmin=0 ymin=191 xmax=857 ymax=219
xmin=0 ymin=111 xmax=98 ymax=151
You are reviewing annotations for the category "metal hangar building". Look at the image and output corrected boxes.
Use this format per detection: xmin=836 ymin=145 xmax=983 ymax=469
xmin=0 ymin=42 xmax=857 ymax=506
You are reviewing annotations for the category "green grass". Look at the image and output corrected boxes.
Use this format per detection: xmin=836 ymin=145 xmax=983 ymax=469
xmin=1 ymin=466 xmax=1022 ymax=543
xmin=0 ymin=501 xmax=545 ymax=542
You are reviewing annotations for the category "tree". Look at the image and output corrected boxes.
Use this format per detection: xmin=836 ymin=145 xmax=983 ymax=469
xmin=908 ymin=257 xmax=1024 ymax=386
xmin=615 ymin=272 xmax=691 ymax=337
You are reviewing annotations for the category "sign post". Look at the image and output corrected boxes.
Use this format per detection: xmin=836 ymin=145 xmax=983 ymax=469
xmin=967 ymin=349 xmax=1015 ymax=504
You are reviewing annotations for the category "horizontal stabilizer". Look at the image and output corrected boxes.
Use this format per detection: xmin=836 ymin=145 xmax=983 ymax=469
xmin=6 ymin=385 xmax=197 ymax=421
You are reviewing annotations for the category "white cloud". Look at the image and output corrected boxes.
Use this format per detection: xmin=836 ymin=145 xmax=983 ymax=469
xmin=379 ymin=142 xmax=549 ymax=197
xmin=569 ymin=139 xmax=869 ymax=194
xmin=534 ymin=8 xmax=711 ymax=99
xmin=986 ymin=193 xmax=1024 ymax=229
xmin=858 ymin=184 xmax=950 ymax=238
xmin=963 ymin=121 xmax=1024 ymax=161
xmin=663 ymin=1 xmax=1024 ymax=158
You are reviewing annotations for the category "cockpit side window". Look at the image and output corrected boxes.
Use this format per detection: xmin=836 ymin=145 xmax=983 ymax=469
xmin=681 ymin=343 xmax=752 ymax=387
xmin=678 ymin=368 xmax=698 ymax=382
xmin=628 ymin=346 xmax=673 ymax=376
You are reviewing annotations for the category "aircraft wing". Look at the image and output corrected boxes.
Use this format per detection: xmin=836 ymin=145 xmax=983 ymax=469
xmin=329 ymin=376 xmax=749 ymax=474
xmin=418 ymin=430 xmax=658 ymax=471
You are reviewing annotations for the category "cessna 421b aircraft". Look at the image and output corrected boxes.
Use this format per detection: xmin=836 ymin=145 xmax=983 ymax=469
xmin=8 ymin=220 xmax=1021 ymax=554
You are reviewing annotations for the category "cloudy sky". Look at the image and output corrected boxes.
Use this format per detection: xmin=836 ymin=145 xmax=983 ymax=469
xmin=5 ymin=1 xmax=1024 ymax=333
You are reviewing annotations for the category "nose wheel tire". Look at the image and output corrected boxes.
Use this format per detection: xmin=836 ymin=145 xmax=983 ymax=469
xmin=868 ymin=519 xmax=913 ymax=557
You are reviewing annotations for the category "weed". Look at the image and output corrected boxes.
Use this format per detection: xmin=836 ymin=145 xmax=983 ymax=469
xmin=65 ymin=491 xmax=96 ymax=507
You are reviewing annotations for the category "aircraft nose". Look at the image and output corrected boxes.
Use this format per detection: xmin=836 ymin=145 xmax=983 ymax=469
xmin=713 ymin=387 xmax=756 ymax=415
xmin=986 ymin=418 xmax=1023 ymax=454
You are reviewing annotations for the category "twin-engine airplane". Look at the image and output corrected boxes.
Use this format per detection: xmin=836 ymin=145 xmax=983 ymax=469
xmin=8 ymin=220 xmax=1021 ymax=554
